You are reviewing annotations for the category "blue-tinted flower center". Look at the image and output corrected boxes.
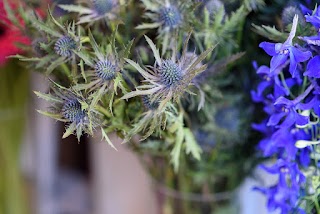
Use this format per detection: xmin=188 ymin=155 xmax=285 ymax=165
xmin=159 ymin=6 xmax=182 ymax=29
xmin=54 ymin=36 xmax=77 ymax=57
xmin=93 ymin=0 xmax=113 ymax=15
xmin=62 ymin=99 xmax=86 ymax=123
xmin=159 ymin=60 xmax=183 ymax=87
xmin=94 ymin=60 xmax=117 ymax=81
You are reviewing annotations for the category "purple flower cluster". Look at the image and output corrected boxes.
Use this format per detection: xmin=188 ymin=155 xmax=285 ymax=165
xmin=252 ymin=10 xmax=320 ymax=213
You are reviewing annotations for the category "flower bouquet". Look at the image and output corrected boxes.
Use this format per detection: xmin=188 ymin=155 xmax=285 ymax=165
xmin=6 ymin=0 xmax=320 ymax=212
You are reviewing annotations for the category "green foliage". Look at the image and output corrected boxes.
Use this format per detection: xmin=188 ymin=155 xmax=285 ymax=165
xmin=7 ymin=0 xmax=259 ymax=176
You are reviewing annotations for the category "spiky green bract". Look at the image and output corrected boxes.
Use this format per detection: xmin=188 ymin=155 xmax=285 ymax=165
xmin=13 ymin=9 xmax=82 ymax=76
xmin=137 ymin=0 xmax=196 ymax=53
xmin=74 ymin=29 xmax=132 ymax=113
xmin=194 ymin=4 xmax=250 ymax=59
xmin=35 ymin=82 xmax=101 ymax=141
xmin=122 ymin=34 xmax=213 ymax=112
xmin=58 ymin=0 xmax=120 ymax=24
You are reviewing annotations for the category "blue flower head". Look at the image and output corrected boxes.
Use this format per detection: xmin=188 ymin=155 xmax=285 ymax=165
xmin=122 ymin=33 xmax=213 ymax=111
xmin=59 ymin=0 xmax=119 ymax=24
xmin=158 ymin=59 xmax=183 ymax=87
xmin=259 ymin=15 xmax=312 ymax=77
xmin=94 ymin=60 xmax=117 ymax=81
xmin=159 ymin=5 xmax=182 ymax=30
xmin=62 ymin=98 xmax=86 ymax=124
xmin=35 ymin=83 xmax=101 ymax=141
xmin=54 ymin=36 xmax=77 ymax=58
xmin=93 ymin=0 xmax=114 ymax=15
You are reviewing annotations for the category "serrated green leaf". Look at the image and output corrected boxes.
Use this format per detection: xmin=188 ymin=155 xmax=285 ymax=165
xmin=37 ymin=110 xmax=66 ymax=122
xmin=252 ymin=24 xmax=287 ymax=42
xmin=184 ymin=128 xmax=202 ymax=161
xmin=136 ymin=22 xmax=162 ymax=29
xmin=46 ymin=57 xmax=66 ymax=75
xmin=34 ymin=91 xmax=63 ymax=103
xmin=101 ymin=128 xmax=118 ymax=151
xmin=145 ymin=36 xmax=161 ymax=65
xmin=58 ymin=4 xmax=93 ymax=14
xmin=63 ymin=123 xmax=77 ymax=139
xmin=170 ymin=126 xmax=184 ymax=172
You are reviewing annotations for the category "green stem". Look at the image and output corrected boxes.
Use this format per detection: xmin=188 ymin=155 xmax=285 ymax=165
xmin=314 ymin=196 xmax=320 ymax=214
xmin=279 ymin=71 xmax=295 ymax=99
xmin=95 ymin=105 xmax=112 ymax=118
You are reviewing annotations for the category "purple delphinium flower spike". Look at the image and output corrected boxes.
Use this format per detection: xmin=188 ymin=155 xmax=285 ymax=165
xmin=259 ymin=15 xmax=312 ymax=76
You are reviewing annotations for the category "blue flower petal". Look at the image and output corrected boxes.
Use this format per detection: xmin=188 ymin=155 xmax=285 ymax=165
xmin=270 ymin=54 xmax=288 ymax=72
xmin=267 ymin=112 xmax=286 ymax=126
xmin=289 ymin=47 xmax=312 ymax=76
xmin=305 ymin=55 xmax=320 ymax=78
xmin=259 ymin=42 xmax=277 ymax=56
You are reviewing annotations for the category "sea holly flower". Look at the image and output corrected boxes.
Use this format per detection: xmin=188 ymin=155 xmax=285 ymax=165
xmin=121 ymin=33 xmax=213 ymax=111
xmin=259 ymin=15 xmax=312 ymax=76
xmin=34 ymin=82 xmax=101 ymax=141
xmin=24 ymin=9 xmax=81 ymax=75
xmin=74 ymin=29 xmax=132 ymax=111
xmin=137 ymin=0 xmax=195 ymax=54
xmin=59 ymin=0 xmax=119 ymax=24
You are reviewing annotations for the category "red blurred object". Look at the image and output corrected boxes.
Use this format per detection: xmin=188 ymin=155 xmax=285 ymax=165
xmin=0 ymin=1 xmax=31 ymax=66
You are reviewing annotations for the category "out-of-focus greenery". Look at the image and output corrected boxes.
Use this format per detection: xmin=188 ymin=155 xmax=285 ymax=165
xmin=0 ymin=60 xmax=29 ymax=214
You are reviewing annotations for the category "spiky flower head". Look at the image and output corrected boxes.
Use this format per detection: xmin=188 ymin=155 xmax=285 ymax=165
xmin=59 ymin=0 xmax=119 ymax=24
xmin=35 ymin=83 xmax=101 ymax=141
xmin=54 ymin=36 xmax=77 ymax=58
xmin=92 ymin=0 xmax=114 ymax=15
xmin=137 ymin=0 xmax=195 ymax=53
xmin=122 ymin=34 xmax=213 ymax=111
xmin=158 ymin=59 xmax=183 ymax=87
xmin=94 ymin=59 xmax=117 ymax=81
xmin=159 ymin=5 xmax=182 ymax=30
xmin=62 ymin=98 xmax=86 ymax=123
xmin=27 ymin=9 xmax=81 ymax=74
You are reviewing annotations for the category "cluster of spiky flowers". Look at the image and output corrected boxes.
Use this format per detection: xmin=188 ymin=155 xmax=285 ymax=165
xmin=252 ymin=6 xmax=320 ymax=213
xmin=58 ymin=0 xmax=120 ymax=24
xmin=6 ymin=0 xmax=261 ymax=177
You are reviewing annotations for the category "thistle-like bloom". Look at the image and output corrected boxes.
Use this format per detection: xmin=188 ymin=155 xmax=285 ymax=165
xmin=122 ymin=34 xmax=213 ymax=111
xmin=137 ymin=0 xmax=194 ymax=53
xmin=29 ymin=10 xmax=80 ymax=74
xmin=59 ymin=0 xmax=119 ymax=24
xmin=35 ymin=83 xmax=101 ymax=141
xmin=75 ymin=30 xmax=130 ymax=109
